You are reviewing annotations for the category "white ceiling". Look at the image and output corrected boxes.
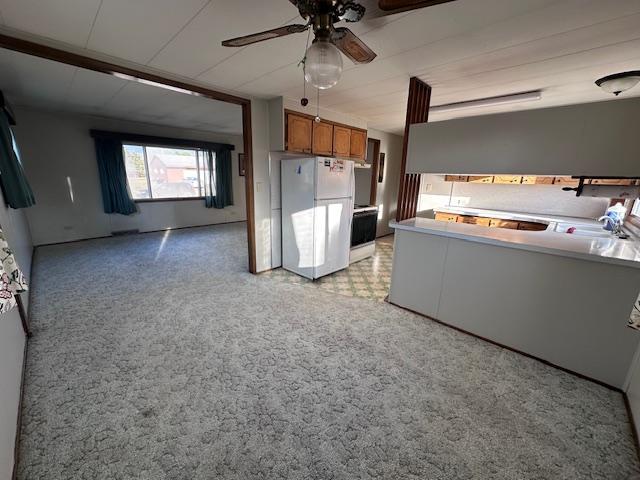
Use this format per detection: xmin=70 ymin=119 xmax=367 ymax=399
xmin=0 ymin=0 xmax=639 ymax=134
xmin=0 ymin=48 xmax=244 ymax=134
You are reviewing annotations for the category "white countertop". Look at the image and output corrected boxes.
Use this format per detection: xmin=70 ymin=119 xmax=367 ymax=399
xmin=390 ymin=207 xmax=640 ymax=269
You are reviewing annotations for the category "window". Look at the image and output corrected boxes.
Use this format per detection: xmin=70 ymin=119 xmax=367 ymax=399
xmin=123 ymin=144 xmax=215 ymax=200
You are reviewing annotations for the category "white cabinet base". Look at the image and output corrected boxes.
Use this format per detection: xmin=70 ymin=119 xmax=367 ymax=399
xmin=389 ymin=228 xmax=640 ymax=389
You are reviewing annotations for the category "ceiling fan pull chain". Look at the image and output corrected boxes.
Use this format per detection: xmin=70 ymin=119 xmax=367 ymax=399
xmin=315 ymin=87 xmax=321 ymax=122
xmin=300 ymin=25 xmax=312 ymax=107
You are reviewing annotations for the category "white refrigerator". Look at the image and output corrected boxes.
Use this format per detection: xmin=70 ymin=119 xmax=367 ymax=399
xmin=281 ymin=157 xmax=354 ymax=280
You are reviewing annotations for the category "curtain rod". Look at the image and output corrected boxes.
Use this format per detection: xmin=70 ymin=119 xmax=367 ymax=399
xmin=89 ymin=129 xmax=235 ymax=151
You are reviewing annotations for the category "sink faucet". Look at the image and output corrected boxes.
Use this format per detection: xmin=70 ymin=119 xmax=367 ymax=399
xmin=598 ymin=215 xmax=627 ymax=238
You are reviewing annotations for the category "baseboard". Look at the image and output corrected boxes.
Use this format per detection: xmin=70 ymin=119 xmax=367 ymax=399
xmin=34 ymin=219 xmax=248 ymax=248
xmin=387 ymin=299 xmax=622 ymax=393
xmin=623 ymin=393 xmax=640 ymax=464
xmin=11 ymin=336 xmax=28 ymax=480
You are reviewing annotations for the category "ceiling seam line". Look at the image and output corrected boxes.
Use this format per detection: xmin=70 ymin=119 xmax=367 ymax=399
xmin=330 ymin=9 xmax=640 ymax=83
xmin=146 ymin=0 xmax=212 ymax=65
xmin=319 ymin=38 xmax=640 ymax=108
xmin=229 ymin=13 xmax=414 ymax=89
xmin=193 ymin=14 xmax=301 ymax=79
xmin=85 ymin=0 xmax=104 ymax=48
xmin=286 ymin=13 xmax=640 ymax=102
xmin=223 ymin=2 xmax=589 ymax=91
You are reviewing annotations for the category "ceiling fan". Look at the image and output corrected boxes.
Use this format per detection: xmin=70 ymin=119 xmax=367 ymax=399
xmin=222 ymin=0 xmax=456 ymax=89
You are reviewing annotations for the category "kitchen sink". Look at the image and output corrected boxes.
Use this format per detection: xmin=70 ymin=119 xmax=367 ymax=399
xmin=553 ymin=222 xmax=617 ymax=239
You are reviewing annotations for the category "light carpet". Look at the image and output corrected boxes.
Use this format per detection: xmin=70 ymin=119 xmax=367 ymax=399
xmin=18 ymin=222 xmax=639 ymax=479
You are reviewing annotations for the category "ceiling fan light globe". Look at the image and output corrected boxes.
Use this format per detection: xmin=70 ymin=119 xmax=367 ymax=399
xmin=304 ymin=41 xmax=343 ymax=89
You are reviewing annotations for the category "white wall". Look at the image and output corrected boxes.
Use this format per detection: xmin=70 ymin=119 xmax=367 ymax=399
xmin=13 ymin=106 xmax=246 ymax=246
xmin=368 ymin=128 xmax=403 ymax=237
xmin=417 ymin=174 xmax=610 ymax=219
xmin=0 ymin=196 xmax=32 ymax=479
xmin=251 ymin=99 xmax=273 ymax=273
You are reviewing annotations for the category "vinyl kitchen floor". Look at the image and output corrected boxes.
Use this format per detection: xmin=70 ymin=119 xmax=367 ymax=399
xmin=262 ymin=235 xmax=394 ymax=302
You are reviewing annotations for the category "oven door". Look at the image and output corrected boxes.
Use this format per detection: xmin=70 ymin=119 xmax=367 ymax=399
xmin=351 ymin=210 xmax=378 ymax=248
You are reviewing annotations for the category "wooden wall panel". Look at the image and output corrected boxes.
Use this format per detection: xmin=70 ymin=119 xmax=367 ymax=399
xmin=397 ymin=77 xmax=431 ymax=221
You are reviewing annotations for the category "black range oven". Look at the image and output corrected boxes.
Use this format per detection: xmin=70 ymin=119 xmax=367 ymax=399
xmin=351 ymin=205 xmax=378 ymax=248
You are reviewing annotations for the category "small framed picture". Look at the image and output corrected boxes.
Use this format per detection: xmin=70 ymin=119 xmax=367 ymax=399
xmin=238 ymin=153 xmax=246 ymax=176
xmin=378 ymin=153 xmax=385 ymax=183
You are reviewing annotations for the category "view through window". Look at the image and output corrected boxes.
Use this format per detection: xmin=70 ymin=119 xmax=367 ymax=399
xmin=123 ymin=144 xmax=215 ymax=200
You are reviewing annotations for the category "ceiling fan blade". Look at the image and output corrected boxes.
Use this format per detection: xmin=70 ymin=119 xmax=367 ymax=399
xmin=360 ymin=0 xmax=456 ymax=19
xmin=332 ymin=27 xmax=377 ymax=64
xmin=222 ymin=24 xmax=308 ymax=47
xmin=379 ymin=0 xmax=456 ymax=12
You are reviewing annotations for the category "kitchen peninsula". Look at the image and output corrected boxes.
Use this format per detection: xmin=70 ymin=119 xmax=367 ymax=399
xmin=388 ymin=208 xmax=640 ymax=389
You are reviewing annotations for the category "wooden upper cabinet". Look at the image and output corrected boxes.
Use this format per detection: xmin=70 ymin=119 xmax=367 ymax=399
xmin=489 ymin=218 xmax=520 ymax=229
xmin=333 ymin=126 xmax=351 ymax=157
xmin=445 ymin=175 xmax=468 ymax=182
xmin=468 ymin=175 xmax=493 ymax=183
xmin=286 ymin=113 xmax=312 ymax=153
xmin=312 ymin=121 xmax=333 ymax=156
xmin=553 ymin=176 xmax=579 ymax=187
xmin=350 ymin=129 xmax=367 ymax=160
xmin=589 ymin=178 xmax=636 ymax=185
xmin=435 ymin=212 xmax=458 ymax=222
xmin=493 ymin=175 xmax=522 ymax=184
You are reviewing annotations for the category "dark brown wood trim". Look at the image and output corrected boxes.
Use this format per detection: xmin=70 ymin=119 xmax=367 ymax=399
xmin=397 ymin=77 xmax=431 ymax=221
xmin=0 ymin=33 xmax=257 ymax=274
xmin=12 ymin=335 xmax=28 ymax=480
xmin=90 ymin=130 xmax=235 ymax=151
xmin=623 ymin=393 xmax=640 ymax=464
xmin=387 ymin=298 xmax=624 ymax=392
xmin=0 ymin=34 xmax=248 ymax=106
xmin=242 ymin=102 xmax=257 ymax=274
xmin=368 ymin=138 xmax=381 ymax=206
xmin=15 ymin=295 xmax=30 ymax=338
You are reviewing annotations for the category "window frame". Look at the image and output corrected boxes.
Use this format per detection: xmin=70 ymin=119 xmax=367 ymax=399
xmin=123 ymin=142 xmax=212 ymax=203
xmin=628 ymin=199 xmax=640 ymax=229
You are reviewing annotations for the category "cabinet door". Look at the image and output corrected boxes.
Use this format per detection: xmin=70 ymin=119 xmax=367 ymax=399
xmin=350 ymin=129 xmax=367 ymax=160
xmin=534 ymin=176 xmax=555 ymax=184
xmin=518 ymin=221 xmax=547 ymax=231
xmin=444 ymin=175 xmax=468 ymax=182
xmin=312 ymin=121 xmax=333 ymax=156
xmin=489 ymin=218 xmax=519 ymax=229
xmin=468 ymin=175 xmax=494 ymax=183
xmin=589 ymin=178 xmax=635 ymax=185
xmin=287 ymin=113 xmax=312 ymax=153
xmin=435 ymin=212 xmax=458 ymax=222
xmin=493 ymin=175 xmax=522 ymax=184
xmin=333 ymin=126 xmax=351 ymax=157
xmin=553 ymin=176 xmax=579 ymax=187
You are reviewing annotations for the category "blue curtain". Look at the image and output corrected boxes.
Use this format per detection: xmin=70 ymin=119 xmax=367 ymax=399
xmin=204 ymin=147 xmax=233 ymax=209
xmin=94 ymin=137 xmax=136 ymax=215
xmin=213 ymin=147 xmax=233 ymax=209
xmin=0 ymin=111 xmax=35 ymax=209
